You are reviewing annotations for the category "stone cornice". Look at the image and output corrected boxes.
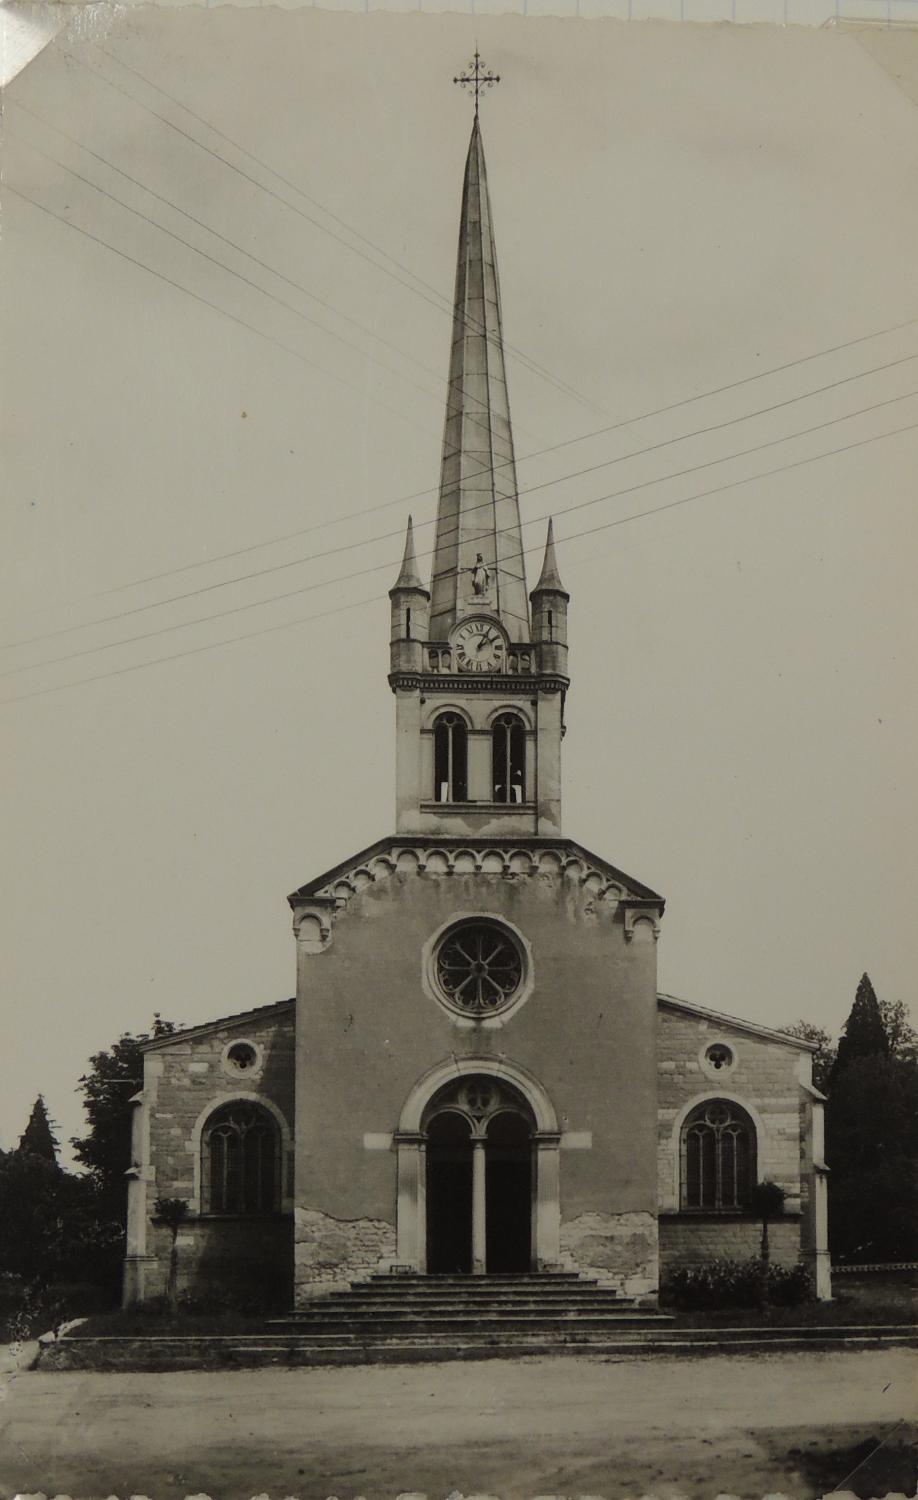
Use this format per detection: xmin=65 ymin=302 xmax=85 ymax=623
xmin=288 ymin=834 xmax=664 ymax=939
xmin=388 ymin=673 xmax=569 ymax=694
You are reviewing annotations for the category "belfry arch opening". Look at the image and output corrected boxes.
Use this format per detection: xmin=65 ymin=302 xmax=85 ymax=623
xmin=422 ymin=1075 xmax=534 ymax=1275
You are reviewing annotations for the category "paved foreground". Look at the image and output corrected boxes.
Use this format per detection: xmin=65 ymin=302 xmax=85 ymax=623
xmin=0 ymin=1349 xmax=915 ymax=1500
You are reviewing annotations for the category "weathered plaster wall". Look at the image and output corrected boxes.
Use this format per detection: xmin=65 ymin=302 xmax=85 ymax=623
xmin=132 ymin=1006 xmax=296 ymax=1304
xmin=656 ymin=1002 xmax=810 ymax=1272
xmin=294 ymin=854 xmax=660 ymax=1296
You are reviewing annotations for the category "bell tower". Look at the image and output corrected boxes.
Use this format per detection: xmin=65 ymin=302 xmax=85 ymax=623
xmin=389 ymin=105 xmax=569 ymax=839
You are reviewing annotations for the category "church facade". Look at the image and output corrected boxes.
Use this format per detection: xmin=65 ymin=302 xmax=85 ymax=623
xmin=123 ymin=114 xmax=830 ymax=1310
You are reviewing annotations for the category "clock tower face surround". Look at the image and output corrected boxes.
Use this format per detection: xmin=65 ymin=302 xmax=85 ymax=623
xmin=453 ymin=617 xmax=507 ymax=674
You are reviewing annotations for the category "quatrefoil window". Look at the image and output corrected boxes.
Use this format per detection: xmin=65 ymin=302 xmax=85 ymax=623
xmin=434 ymin=921 xmax=524 ymax=1017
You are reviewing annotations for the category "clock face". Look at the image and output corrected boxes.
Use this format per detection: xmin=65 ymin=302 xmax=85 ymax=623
xmin=454 ymin=620 xmax=504 ymax=673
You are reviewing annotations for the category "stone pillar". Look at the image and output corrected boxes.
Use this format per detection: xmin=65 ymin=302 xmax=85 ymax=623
xmin=122 ymin=1091 xmax=151 ymax=1307
xmin=534 ymin=1132 xmax=561 ymax=1268
xmin=395 ymin=1133 xmax=425 ymax=1269
xmin=535 ymin=689 xmax=563 ymax=836
xmin=395 ymin=688 xmax=422 ymax=832
xmin=467 ymin=731 xmax=491 ymax=803
xmin=472 ymin=1139 xmax=487 ymax=1274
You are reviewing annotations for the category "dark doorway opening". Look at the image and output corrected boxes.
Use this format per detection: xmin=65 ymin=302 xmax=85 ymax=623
xmin=485 ymin=1112 xmax=532 ymax=1272
xmin=426 ymin=1112 xmax=472 ymax=1274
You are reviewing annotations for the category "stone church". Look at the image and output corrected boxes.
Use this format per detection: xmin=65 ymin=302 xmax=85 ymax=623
xmin=124 ymin=111 xmax=830 ymax=1311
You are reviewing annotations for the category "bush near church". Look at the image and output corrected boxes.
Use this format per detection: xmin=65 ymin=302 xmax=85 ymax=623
xmin=661 ymin=1258 xmax=813 ymax=1309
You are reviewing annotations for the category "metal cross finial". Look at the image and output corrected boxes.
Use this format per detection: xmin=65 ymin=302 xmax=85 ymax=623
xmin=453 ymin=51 xmax=500 ymax=117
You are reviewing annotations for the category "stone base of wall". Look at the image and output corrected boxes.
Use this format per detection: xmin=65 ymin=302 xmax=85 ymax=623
xmin=294 ymin=1206 xmax=396 ymax=1304
xmin=659 ymin=1213 xmax=802 ymax=1270
xmin=560 ymin=1212 xmax=658 ymax=1297
xmin=131 ymin=1216 xmax=293 ymax=1306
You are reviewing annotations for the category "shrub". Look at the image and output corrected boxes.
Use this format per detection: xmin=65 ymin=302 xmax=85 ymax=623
xmin=662 ymin=1256 xmax=813 ymax=1310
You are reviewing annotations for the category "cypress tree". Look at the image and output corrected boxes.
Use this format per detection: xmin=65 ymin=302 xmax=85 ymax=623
xmin=18 ymin=1095 xmax=59 ymax=1165
xmin=833 ymin=973 xmax=889 ymax=1078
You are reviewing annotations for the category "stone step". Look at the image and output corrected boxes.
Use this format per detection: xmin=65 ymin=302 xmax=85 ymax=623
xmin=295 ymin=1294 xmax=639 ymax=1310
xmin=365 ymin=1273 xmax=586 ymax=1285
xmin=268 ymin=1313 xmax=674 ymax=1334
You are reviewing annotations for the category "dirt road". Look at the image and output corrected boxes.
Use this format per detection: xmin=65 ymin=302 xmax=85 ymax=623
xmin=1 ymin=1349 xmax=915 ymax=1499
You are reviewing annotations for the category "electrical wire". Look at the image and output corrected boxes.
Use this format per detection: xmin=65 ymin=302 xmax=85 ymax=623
xmin=4 ymin=393 xmax=916 ymax=685
xmin=4 ymin=343 xmax=915 ymax=652
xmin=3 ymin=415 xmax=914 ymax=707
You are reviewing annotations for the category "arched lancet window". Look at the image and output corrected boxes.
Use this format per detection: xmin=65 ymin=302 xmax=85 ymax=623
xmin=434 ymin=713 xmax=468 ymax=803
xmin=492 ymin=713 xmax=525 ymax=803
xmin=202 ymin=1101 xmax=280 ymax=1215
xmin=681 ymin=1100 xmax=756 ymax=1212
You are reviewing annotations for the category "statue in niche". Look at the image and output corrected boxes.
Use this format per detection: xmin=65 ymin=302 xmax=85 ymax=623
xmin=469 ymin=554 xmax=490 ymax=596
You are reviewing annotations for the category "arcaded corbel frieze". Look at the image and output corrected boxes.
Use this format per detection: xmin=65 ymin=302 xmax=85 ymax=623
xmin=291 ymin=896 xmax=337 ymax=953
xmin=622 ymin=899 xmax=663 ymax=942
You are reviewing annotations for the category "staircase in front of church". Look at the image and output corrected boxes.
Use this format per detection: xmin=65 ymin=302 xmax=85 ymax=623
xmin=248 ymin=1272 xmax=674 ymax=1366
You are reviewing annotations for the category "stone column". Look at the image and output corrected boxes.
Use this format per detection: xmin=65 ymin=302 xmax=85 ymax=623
xmin=472 ymin=1139 xmax=487 ymax=1275
xmin=534 ymin=1132 xmax=561 ymax=1268
xmin=395 ymin=1132 xmax=425 ymax=1269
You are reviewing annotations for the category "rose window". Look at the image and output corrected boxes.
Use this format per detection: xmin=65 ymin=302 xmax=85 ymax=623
xmin=435 ymin=923 xmax=524 ymax=1016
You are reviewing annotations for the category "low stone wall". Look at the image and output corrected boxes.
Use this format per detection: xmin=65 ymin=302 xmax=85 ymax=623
xmin=659 ymin=1214 xmax=801 ymax=1269
xmin=560 ymin=1212 xmax=658 ymax=1297
xmin=294 ymin=1206 xmax=396 ymax=1302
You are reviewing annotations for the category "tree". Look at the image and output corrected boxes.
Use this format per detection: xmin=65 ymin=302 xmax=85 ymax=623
xmin=878 ymin=998 xmax=918 ymax=1062
xmin=154 ymin=1198 xmax=188 ymax=1308
xmin=72 ymin=1015 xmax=176 ymax=1219
xmin=781 ymin=1021 xmax=835 ymax=1093
xmin=827 ymin=982 xmax=917 ymax=1263
xmin=18 ymin=1096 xmax=60 ymax=1165
xmin=832 ymin=973 xmax=888 ymax=1080
xmin=748 ymin=1180 xmax=786 ymax=1309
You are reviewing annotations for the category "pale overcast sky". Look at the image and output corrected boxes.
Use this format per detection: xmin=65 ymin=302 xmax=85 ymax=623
xmin=2 ymin=12 xmax=917 ymax=1163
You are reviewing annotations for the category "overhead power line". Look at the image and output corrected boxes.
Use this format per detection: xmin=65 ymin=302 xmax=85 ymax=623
xmin=4 ymin=345 xmax=916 ymax=653
xmin=3 ymin=416 xmax=915 ymax=708
xmin=66 ymin=43 xmax=606 ymax=422
xmin=6 ymin=184 xmax=441 ymax=445
xmin=42 ymin=312 xmax=918 ymax=608
xmin=5 ymin=389 xmax=917 ymax=683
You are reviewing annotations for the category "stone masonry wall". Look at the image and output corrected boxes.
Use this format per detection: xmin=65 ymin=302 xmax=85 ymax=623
xmin=135 ymin=1005 xmax=296 ymax=1304
xmin=294 ymin=1207 xmax=396 ymax=1302
xmin=657 ymin=1001 xmax=811 ymax=1270
xmin=659 ymin=1214 xmax=801 ymax=1269
xmin=560 ymin=1211 xmax=658 ymax=1297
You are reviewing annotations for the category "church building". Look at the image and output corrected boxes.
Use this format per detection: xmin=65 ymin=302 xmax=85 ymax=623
xmin=123 ymin=101 xmax=831 ymax=1311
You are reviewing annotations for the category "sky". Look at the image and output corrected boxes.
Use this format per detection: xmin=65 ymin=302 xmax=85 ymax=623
xmin=2 ymin=11 xmax=917 ymax=1165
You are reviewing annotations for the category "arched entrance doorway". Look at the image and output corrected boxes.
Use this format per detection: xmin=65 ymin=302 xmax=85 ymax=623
xmin=423 ymin=1075 xmax=534 ymax=1275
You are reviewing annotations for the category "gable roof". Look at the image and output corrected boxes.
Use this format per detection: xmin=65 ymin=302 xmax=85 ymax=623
xmin=140 ymin=998 xmax=295 ymax=1052
xmin=657 ymin=992 xmax=817 ymax=1051
xmin=288 ymin=833 xmax=664 ymax=907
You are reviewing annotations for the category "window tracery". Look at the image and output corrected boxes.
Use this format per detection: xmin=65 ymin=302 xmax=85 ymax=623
xmin=491 ymin=713 xmax=525 ymax=803
xmin=202 ymin=1101 xmax=280 ymax=1215
xmin=433 ymin=712 xmax=468 ymax=802
xmin=681 ymin=1100 xmax=755 ymax=1212
xmin=433 ymin=920 xmax=524 ymax=1017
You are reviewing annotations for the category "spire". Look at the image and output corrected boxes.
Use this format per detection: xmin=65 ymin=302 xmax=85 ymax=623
xmin=428 ymin=117 xmax=529 ymax=643
xmin=532 ymin=518 xmax=568 ymax=598
xmin=391 ymin=515 xmax=426 ymax=594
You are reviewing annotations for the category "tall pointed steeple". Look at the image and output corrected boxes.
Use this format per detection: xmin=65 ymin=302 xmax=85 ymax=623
xmin=428 ymin=117 xmax=529 ymax=643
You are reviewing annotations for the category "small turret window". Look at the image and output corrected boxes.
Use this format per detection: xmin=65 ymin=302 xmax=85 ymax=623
xmin=434 ymin=713 xmax=468 ymax=803
xmin=492 ymin=713 xmax=525 ymax=803
xmin=547 ymin=609 xmax=554 ymax=642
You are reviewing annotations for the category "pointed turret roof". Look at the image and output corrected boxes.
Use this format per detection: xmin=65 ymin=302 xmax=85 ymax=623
xmin=428 ymin=118 xmax=529 ymax=643
xmin=390 ymin=515 xmax=427 ymax=595
xmin=532 ymin=518 xmax=568 ymax=598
